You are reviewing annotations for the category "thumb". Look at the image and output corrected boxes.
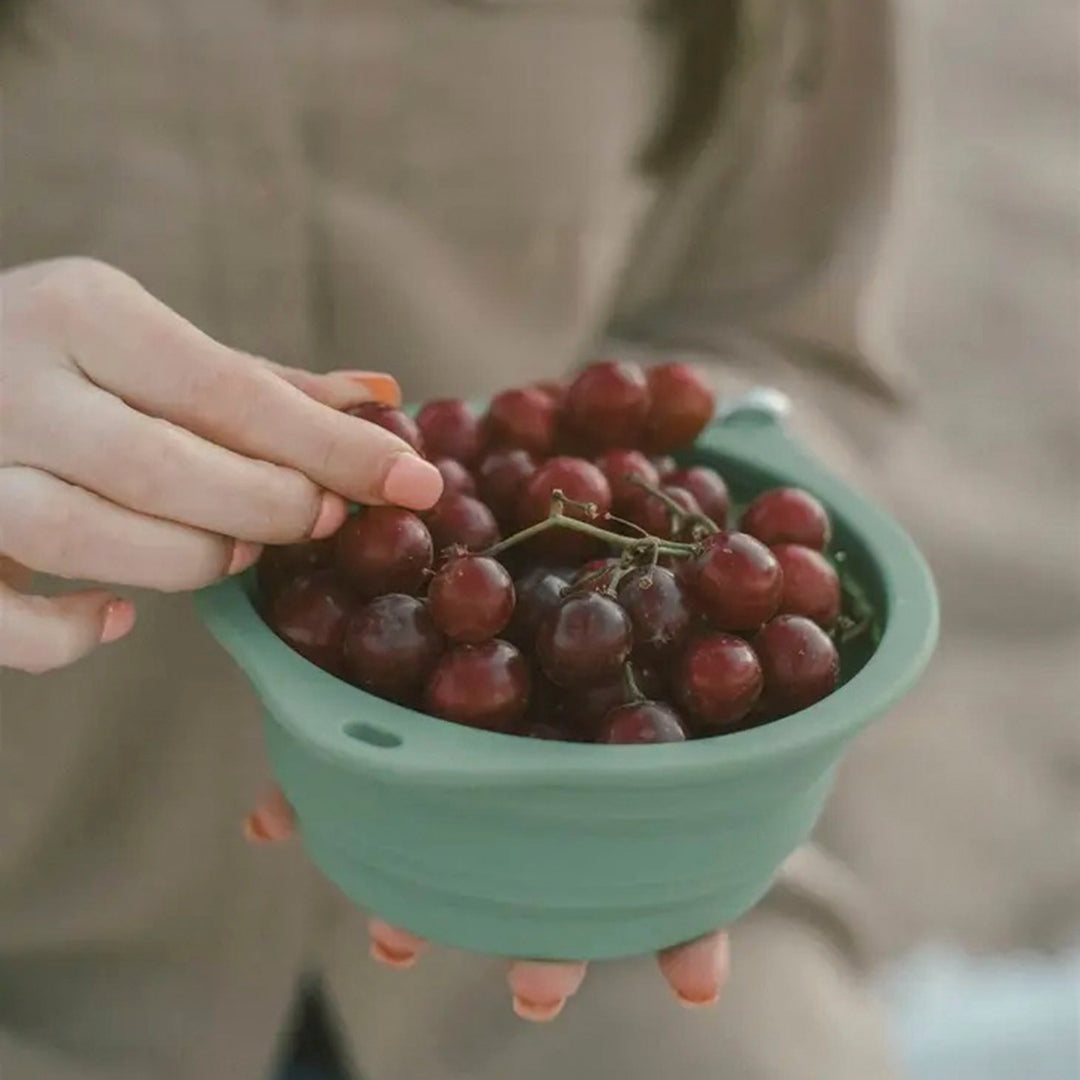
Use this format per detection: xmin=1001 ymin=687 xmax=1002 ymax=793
xmin=0 ymin=583 xmax=136 ymax=673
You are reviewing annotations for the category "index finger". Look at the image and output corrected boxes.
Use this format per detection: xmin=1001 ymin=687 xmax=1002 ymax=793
xmin=45 ymin=264 xmax=443 ymax=508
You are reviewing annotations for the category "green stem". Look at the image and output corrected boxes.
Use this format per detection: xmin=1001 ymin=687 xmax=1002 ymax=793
xmin=627 ymin=476 xmax=720 ymax=537
xmin=484 ymin=511 xmax=698 ymax=561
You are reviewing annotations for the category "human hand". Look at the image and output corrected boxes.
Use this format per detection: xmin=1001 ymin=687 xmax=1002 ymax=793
xmin=0 ymin=258 xmax=443 ymax=673
xmin=246 ymin=786 xmax=731 ymax=1021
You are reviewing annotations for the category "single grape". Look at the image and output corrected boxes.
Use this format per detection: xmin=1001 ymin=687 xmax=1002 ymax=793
xmin=536 ymin=592 xmax=633 ymax=687
xmin=741 ymin=488 xmax=831 ymax=551
xmin=256 ymin=538 xmax=333 ymax=603
xmin=517 ymin=456 xmax=612 ymax=560
xmin=616 ymin=566 xmax=693 ymax=664
xmin=505 ymin=568 xmax=569 ymax=649
xmin=675 ymin=633 xmax=763 ymax=732
xmin=598 ymin=702 xmax=688 ymax=745
xmin=772 ymin=544 xmax=841 ymax=628
xmin=563 ymin=360 xmax=651 ymax=449
xmin=686 ymin=531 xmax=783 ymax=632
xmin=335 ymin=508 xmax=433 ymax=599
xmin=428 ymin=555 xmax=515 ymax=644
xmin=595 ymin=448 xmax=660 ymax=510
xmin=345 ymin=402 xmax=424 ymax=454
xmin=416 ymin=398 xmax=483 ymax=465
xmin=667 ymin=466 xmax=730 ymax=527
xmin=532 ymin=378 xmax=569 ymax=406
xmin=265 ymin=570 xmax=353 ymax=674
xmin=424 ymin=640 xmax=531 ymax=732
xmin=651 ymin=455 xmax=678 ymax=481
xmin=476 ymin=449 xmax=537 ymax=525
xmin=484 ymin=386 xmax=557 ymax=457
xmin=622 ymin=485 xmax=702 ymax=541
xmin=754 ymin=615 xmax=840 ymax=717
xmin=641 ymin=363 xmax=715 ymax=453
xmin=425 ymin=494 xmax=500 ymax=553
xmin=343 ymin=594 xmax=443 ymax=704
xmin=433 ymin=458 xmax=476 ymax=498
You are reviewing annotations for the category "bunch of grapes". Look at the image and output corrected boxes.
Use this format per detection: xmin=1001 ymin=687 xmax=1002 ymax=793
xmin=257 ymin=361 xmax=849 ymax=746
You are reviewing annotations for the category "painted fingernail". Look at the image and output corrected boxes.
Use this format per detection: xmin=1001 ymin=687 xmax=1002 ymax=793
xmin=676 ymin=991 xmax=720 ymax=1010
xmin=369 ymin=940 xmax=419 ymax=970
xmin=380 ymin=453 xmax=444 ymax=510
xmin=512 ymin=996 xmax=567 ymax=1023
xmin=336 ymin=371 xmax=402 ymax=407
xmin=227 ymin=541 xmax=263 ymax=575
xmin=100 ymin=599 xmax=136 ymax=644
xmin=310 ymin=492 xmax=348 ymax=539
xmin=243 ymin=813 xmax=275 ymax=844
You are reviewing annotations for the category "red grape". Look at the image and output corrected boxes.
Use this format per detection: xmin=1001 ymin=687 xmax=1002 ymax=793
xmin=425 ymin=494 xmax=500 ymax=553
xmin=598 ymin=702 xmax=688 ymax=745
xmin=532 ymin=379 xmax=569 ymax=406
xmin=343 ymin=594 xmax=443 ymax=703
xmin=345 ymin=402 xmax=424 ymax=454
xmin=668 ymin=466 xmax=730 ymax=527
xmin=428 ymin=555 xmax=515 ymax=643
xmin=265 ymin=570 xmax=353 ymax=673
xmin=476 ymin=449 xmax=537 ymax=525
xmin=675 ymin=634 xmax=763 ymax=731
xmin=505 ymin=568 xmax=569 ymax=649
xmin=772 ymin=544 xmax=841 ymax=628
xmin=518 ymin=456 xmax=612 ymax=560
xmin=754 ymin=615 xmax=840 ymax=716
xmin=652 ymin=455 xmax=678 ymax=481
xmin=256 ymin=539 xmax=333 ymax=602
xmin=641 ymin=363 xmax=715 ymax=453
xmin=416 ymin=399 xmax=483 ymax=465
xmin=595 ymin=449 xmax=660 ymax=509
xmin=424 ymin=640 xmax=530 ymax=732
xmin=686 ymin=531 xmax=783 ymax=631
xmin=484 ymin=387 xmax=557 ymax=457
xmin=741 ymin=488 xmax=831 ymax=551
xmin=433 ymin=458 xmax=476 ymax=498
xmin=335 ymin=508 xmax=433 ymax=599
xmin=563 ymin=360 xmax=651 ymax=449
xmin=536 ymin=592 xmax=633 ymax=687
xmin=616 ymin=566 xmax=693 ymax=664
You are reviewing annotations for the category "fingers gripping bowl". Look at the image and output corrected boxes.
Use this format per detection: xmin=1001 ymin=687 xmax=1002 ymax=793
xmin=197 ymin=387 xmax=937 ymax=961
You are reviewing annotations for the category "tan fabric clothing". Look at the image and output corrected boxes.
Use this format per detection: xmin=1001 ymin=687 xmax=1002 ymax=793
xmin=1 ymin=1 xmax=1077 ymax=1079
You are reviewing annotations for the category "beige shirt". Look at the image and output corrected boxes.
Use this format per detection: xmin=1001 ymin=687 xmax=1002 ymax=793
xmin=2 ymin=2 xmax=1077 ymax=1079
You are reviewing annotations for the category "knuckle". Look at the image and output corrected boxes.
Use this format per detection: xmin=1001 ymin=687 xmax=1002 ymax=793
xmin=18 ymin=257 xmax=124 ymax=330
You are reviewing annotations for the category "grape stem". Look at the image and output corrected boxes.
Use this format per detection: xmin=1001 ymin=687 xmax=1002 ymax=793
xmin=626 ymin=476 xmax=719 ymax=537
xmin=483 ymin=492 xmax=699 ymax=560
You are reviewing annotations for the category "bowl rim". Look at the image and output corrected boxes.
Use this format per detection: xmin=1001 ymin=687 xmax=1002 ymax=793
xmin=197 ymin=411 xmax=939 ymax=788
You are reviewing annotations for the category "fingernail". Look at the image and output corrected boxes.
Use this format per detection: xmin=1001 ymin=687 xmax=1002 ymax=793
xmin=228 ymin=541 xmax=263 ymax=575
xmin=381 ymin=453 xmax=444 ymax=510
xmin=512 ymin=996 xmax=567 ymax=1023
xmin=676 ymin=991 xmax=720 ymax=1010
xmin=336 ymin=371 xmax=402 ymax=408
xmin=310 ymin=492 xmax=348 ymax=539
xmin=243 ymin=813 xmax=274 ymax=844
xmin=100 ymin=599 xmax=136 ymax=644
xmin=369 ymin=940 xmax=419 ymax=970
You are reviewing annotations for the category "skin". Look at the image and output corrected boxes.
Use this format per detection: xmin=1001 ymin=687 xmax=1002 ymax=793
xmin=1 ymin=257 xmax=730 ymax=1020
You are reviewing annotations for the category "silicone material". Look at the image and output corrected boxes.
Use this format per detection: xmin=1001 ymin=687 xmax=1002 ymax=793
xmin=197 ymin=402 xmax=937 ymax=960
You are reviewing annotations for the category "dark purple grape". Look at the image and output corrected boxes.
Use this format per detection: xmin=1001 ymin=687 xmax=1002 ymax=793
xmin=265 ymin=570 xmax=353 ymax=674
xmin=425 ymin=494 xmax=500 ymax=553
xmin=536 ymin=592 xmax=633 ymax=687
xmin=428 ymin=555 xmax=515 ymax=644
xmin=343 ymin=594 xmax=443 ymax=704
xmin=424 ymin=640 xmax=530 ymax=732
xmin=335 ymin=507 xmax=433 ymax=599
xmin=416 ymin=399 xmax=483 ymax=465
xmin=754 ymin=615 xmax=840 ymax=717
xmin=616 ymin=566 xmax=693 ymax=664
xmin=598 ymin=702 xmax=688 ymax=745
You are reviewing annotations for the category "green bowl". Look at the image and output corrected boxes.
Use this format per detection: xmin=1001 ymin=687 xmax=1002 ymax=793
xmin=197 ymin=397 xmax=937 ymax=960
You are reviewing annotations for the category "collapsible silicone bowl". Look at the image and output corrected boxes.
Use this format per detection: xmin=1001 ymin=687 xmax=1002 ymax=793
xmin=197 ymin=392 xmax=937 ymax=961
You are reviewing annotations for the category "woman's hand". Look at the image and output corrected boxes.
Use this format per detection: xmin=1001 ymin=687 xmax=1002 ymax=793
xmin=0 ymin=258 xmax=443 ymax=673
xmin=246 ymin=786 xmax=732 ymax=1021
